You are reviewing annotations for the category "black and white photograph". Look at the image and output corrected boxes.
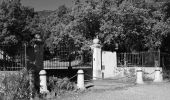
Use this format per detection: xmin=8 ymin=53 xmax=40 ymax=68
xmin=0 ymin=0 xmax=170 ymax=100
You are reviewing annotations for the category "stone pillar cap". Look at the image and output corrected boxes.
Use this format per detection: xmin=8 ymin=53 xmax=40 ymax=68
xmin=155 ymin=67 xmax=161 ymax=70
xmin=39 ymin=70 xmax=47 ymax=75
xmin=93 ymin=38 xmax=100 ymax=44
xmin=136 ymin=67 xmax=142 ymax=71
xmin=77 ymin=70 xmax=84 ymax=74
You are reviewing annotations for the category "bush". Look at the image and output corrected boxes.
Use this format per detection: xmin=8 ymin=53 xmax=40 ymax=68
xmin=47 ymin=77 xmax=76 ymax=96
xmin=122 ymin=68 xmax=136 ymax=83
xmin=162 ymin=70 xmax=170 ymax=80
xmin=143 ymin=75 xmax=153 ymax=81
xmin=0 ymin=71 xmax=77 ymax=100
xmin=0 ymin=69 xmax=30 ymax=100
xmin=123 ymin=68 xmax=135 ymax=76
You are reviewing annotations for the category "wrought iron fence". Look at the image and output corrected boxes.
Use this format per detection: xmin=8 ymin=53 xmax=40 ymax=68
xmin=0 ymin=44 xmax=26 ymax=71
xmin=43 ymin=40 xmax=92 ymax=69
xmin=161 ymin=52 xmax=170 ymax=70
xmin=117 ymin=51 xmax=160 ymax=67
xmin=43 ymin=52 xmax=92 ymax=69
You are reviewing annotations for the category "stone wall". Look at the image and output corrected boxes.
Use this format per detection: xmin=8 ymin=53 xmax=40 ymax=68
xmin=116 ymin=67 xmax=162 ymax=80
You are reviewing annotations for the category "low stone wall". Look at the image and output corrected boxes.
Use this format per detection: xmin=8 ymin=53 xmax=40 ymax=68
xmin=115 ymin=67 xmax=162 ymax=80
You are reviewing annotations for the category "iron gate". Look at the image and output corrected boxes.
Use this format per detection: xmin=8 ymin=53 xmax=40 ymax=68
xmin=43 ymin=40 xmax=92 ymax=69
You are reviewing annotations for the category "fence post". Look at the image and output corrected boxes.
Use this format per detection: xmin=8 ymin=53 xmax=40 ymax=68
xmin=91 ymin=38 xmax=102 ymax=80
xmin=77 ymin=70 xmax=85 ymax=90
xmin=136 ymin=68 xmax=144 ymax=84
xmin=39 ymin=70 xmax=49 ymax=93
xmin=154 ymin=67 xmax=163 ymax=82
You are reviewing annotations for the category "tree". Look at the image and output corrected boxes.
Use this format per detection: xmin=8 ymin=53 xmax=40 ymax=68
xmin=0 ymin=0 xmax=38 ymax=45
xmin=100 ymin=0 xmax=170 ymax=52
xmin=44 ymin=0 xmax=170 ymax=54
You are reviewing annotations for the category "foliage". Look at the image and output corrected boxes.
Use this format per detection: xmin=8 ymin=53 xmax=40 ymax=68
xmin=162 ymin=69 xmax=170 ymax=80
xmin=42 ymin=0 xmax=170 ymax=53
xmin=124 ymin=68 xmax=136 ymax=77
xmin=0 ymin=72 xmax=76 ymax=100
xmin=0 ymin=69 xmax=30 ymax=100
xmin=48 ymin=77 xmax=75 ymax=92
xmin=39 ymin=77 xmax=76 ymax=99
xmin=2 ymin=0 xmax=170 ymax=57
xmin=143 ymin=71 xmax=154 ymax=81
xmin=0 ymin=0 xmax=41 ymax=45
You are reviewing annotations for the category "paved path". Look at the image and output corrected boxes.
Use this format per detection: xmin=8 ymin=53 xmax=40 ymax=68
xmin=60 ymin=81 xmax=170 ymax=100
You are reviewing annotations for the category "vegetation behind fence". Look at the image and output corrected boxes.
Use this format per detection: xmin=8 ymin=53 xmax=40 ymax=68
xmin=43 ymin=40 xmax=92 ymax=69
xmin=0 ymin=44 xmax=26 ymax=71
xmin=117 ymin=51 xmax=161 ymax=67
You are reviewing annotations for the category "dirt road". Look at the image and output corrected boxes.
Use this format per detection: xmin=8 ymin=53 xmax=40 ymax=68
xmin=60 ymin=81 xmax=170 ymax=100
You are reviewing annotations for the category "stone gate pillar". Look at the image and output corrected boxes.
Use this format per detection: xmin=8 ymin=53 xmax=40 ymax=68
xmin=91 ymin=38 xmax=102 ymax=80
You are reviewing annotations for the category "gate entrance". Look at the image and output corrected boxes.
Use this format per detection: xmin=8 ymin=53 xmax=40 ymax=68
xmin=43 ymin=40 xmax=92 ymax=69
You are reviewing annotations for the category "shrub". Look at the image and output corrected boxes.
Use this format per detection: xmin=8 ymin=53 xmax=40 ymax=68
xmin=123 ymin=68 xmax=136 ymax=78
xmin=47 ymin=77 xmax=76 ymax=96
xmin=0 ymin=69 xmax=30 ymax=100
xmin=143 ymin=74 xmax=153 ymax=81
xmin=162 ymin=70 xmax=170 ymax=80
xmin=122 ymin=68 xmax=136 ymax=83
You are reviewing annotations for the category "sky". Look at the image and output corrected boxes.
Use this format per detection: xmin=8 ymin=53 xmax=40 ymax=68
xmin=0 ymin=0 xmax=74 ymax=11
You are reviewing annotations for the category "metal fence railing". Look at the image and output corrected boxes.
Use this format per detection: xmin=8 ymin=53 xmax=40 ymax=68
xmin=43 ymin=40 xmax=92 ymax=69
xmin=44 ymin=52 xmax=92 ymax=69
xmin=160 ymin=52 xmax=170 ymax=70
xmin=0 ymin=44 xmax=26 ymax=71
xmin=117 ymin=51 xmax=160 ymax=67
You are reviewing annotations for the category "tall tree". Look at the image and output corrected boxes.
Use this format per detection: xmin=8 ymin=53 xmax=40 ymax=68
xmin=0 ymin=0 xmax=38 ymax=45
xmin=44 ymin=0 xmax=170 ymax=53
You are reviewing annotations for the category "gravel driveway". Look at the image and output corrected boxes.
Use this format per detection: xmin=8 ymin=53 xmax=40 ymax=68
xmin=59 ymin=81 xmax=170 ymax=100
